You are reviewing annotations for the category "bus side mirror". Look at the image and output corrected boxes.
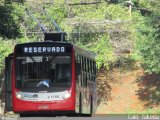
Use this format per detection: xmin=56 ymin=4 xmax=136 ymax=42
xmin=76 ymin=63 xmax=81 ymax=75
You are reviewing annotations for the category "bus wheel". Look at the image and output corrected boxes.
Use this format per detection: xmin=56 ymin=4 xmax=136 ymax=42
xmin=79 ymin=94 xmax=82 ymax=116
xmin=89 ymin=96 xmax=93 ymax=117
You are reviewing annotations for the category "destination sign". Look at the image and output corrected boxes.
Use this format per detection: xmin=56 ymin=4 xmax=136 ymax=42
xmin=23 ymin=46 xmax=65 ymax=53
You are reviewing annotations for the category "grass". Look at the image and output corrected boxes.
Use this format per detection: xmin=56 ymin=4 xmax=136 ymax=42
xmin=126 ymin=108 xmax=160 ymax=114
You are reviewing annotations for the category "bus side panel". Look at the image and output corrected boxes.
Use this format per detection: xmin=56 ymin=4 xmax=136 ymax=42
xmin=74 ymin=50 xmax=97 ymax=115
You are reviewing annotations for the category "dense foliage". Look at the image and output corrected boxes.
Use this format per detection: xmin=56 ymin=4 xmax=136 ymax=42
xmin=134 ymin=0 xmax=160 ymax=73
xmin=0 ymin=0 xmax=160 ymax=74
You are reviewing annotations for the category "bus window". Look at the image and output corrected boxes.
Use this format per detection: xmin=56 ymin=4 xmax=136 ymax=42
xmin=84 ymin=57 xmax=87 ymax=86
xmin=75 ymin=54 xmax=78 ymax=63
xmin=56 ymin=64 xmax=70 ymax=83
xmin=80 ymin=56 xmax=83 ymax=87
xmin=89 ymin=59 xmax=92 ymax=81
xmin=93 ymin=61 xmax=96 ymax=82
xmin=82 ymin=56 xmax=84 ymax=71
xmin=88 ymin=59 xmax=90 ymax=74
xmin=77 ymin=54 xmax=80 ymax=63
xmin=84 ymin=58 xmax=86 ymax=72
xmin=91 ymin=60 xmax=94 ymax=82
xmin=82 ymin=56 xmax=85 ymax=87
xmin=85 ymin=58 xmax=88 ymax=73
xmin=91 ymin=60 xmax=93 ymax=74
xmin=16 ymin=55 xmax=71 ymax=92
xmin=86 ymin=58 xmax=89 ymax=81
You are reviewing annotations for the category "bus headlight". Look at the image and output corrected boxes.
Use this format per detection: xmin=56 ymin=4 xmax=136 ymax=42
xmin=63 ymin=92 xmax=71 ymax=99
xmin=16 ymin=93 xmax=22 ymax=99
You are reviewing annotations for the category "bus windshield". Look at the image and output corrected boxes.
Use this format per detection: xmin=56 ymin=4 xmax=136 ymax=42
xmin=16 ymin=55 xmax=71 ymax=92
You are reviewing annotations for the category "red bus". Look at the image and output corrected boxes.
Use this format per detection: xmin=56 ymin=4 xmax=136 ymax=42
xmin=5 ymin=33 xmax=97 ymax=116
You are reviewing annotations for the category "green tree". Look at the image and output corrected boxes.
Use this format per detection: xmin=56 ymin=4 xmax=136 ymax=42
xmin=0 ymin=1 xmax=23 ymax=39
xmin=135 ymin=0 xmax=160 ymax=73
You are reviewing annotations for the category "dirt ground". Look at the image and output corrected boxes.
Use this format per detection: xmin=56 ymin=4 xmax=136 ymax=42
xmin=96 ymin=68 xmax=160 ymax=114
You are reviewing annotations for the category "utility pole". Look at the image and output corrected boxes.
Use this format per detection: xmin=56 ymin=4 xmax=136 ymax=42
xmin=129 ymin=0 xmax=132 ymax=17
xmin=126 ymin=0 xmax=133 ymax=18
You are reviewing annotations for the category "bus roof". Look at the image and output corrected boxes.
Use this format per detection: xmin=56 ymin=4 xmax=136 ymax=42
xmin=73 ymin=45 xmax=96 ymax=60
xmin=15 ymin=41 xmax=72 ymax=47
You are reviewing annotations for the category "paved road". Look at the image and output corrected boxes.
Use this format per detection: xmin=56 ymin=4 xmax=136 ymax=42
xmin=1 ymin=114 xmax=152 ymax=120
xmin=1 ymin=116 xmax=130 ymax=120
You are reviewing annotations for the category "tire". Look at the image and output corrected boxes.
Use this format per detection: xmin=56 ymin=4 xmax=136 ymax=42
xmin=89 ymin=96 xmax=93 ymax=117
xmin=79 ymin=94 xmax=82 ymax=116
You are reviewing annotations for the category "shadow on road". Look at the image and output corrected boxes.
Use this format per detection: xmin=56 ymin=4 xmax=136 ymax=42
xmin=97 ymin=68 xmax=114 ymax=105
xmin=19 ymin=113 xmax=92 ymax=117
xmin=136 ymin=73 xmax=160 ymax=108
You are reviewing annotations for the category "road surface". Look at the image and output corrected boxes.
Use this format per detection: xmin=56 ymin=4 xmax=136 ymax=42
xmin=1 ymin=114 xmax=155 ymax=120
